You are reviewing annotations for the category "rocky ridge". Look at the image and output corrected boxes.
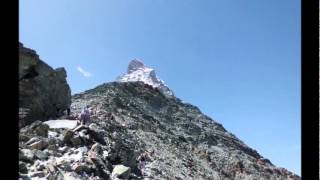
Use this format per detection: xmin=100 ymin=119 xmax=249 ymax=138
xmin=19 ymin=80 xmax=300 ymax=179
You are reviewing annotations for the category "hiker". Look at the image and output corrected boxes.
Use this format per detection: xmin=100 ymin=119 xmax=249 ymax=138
xmin=137 ymin=150 xmax=153 ymax=177
xmin=106 ymin=112 xmax=114 ymax=121
xmin=110 ymin=113 xmax=114 ymax=121
xmin=79 ymin=105 xmax=92 ymax=125
xmin=67 ymin=107 xmax=71 ymax=116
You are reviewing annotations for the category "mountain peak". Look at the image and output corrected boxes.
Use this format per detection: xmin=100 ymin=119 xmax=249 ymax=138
xmin=117 ymin=59 xmax=174 ymax=97
xmin=127 ymin=59 xmax=146 ymax=73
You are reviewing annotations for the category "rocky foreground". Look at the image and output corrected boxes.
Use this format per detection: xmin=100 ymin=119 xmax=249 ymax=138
xmin=19 ymin=81 xmax=300 ymax=180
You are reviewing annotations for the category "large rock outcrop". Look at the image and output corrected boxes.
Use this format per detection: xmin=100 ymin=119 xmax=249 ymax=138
xmin=19 ymin=42 xmax=71 ymax=128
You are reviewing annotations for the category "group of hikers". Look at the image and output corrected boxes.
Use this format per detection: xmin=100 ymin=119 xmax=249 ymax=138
xmin=66 ymin=105 xmax=114 ymax=126
xmin=62 ymin=105 xmax=97 ymax=125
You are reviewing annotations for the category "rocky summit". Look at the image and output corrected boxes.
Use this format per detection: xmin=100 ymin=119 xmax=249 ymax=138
xmin=117 ymin=59 xmax=174 ymax=98
xmin=19 ymin=56 xmax=300 ymax=179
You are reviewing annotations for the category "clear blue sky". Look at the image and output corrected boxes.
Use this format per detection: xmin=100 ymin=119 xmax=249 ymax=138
xmin=19 ymin=0 xmax=301 ymax=175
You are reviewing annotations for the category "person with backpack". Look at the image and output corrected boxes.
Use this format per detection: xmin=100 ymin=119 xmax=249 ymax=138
xmin=79 ymin=105 xmax=92 ymax=125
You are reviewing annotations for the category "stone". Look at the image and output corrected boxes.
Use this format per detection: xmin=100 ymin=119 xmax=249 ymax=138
xmin=19 ymin=172 xmax=30 ymax=179
xmin=19 ymin=149 xmax=35 ymax=163
xmin=88 ymin=146 xmax=111 ymax=177
xmin=89 ymin=123 xmax=100 ymax=132
xmin=63 ymin=172 xmax=81 ymax=180
xmin=29 ymin=140 xmax=48 ymax=150
xmin=47 ymin=163 xmax=56 ymax=173
xmin=19 ymin=134 xmax=30 ymax=142
xmin=102 ymin=150 xmax=110 ymax=160
xmin=111 ymin=165 xmax=131 ymax=179
xmin=29 ymin=171 xmax=45 ymax=178
xmin=88 ymin=129 xmax=106 ymax=145
xmin=25 ymin=137 xmax=40 ymax=145
xmin=34 ymin=123 xmax=50 ymax=137
xmin=19 ymin=161 xmax=28 ymax=174
xmin=28 ymin=120 xmax=43 ymax=130
xmin=47 ymin=144 xmax=58 ymax=151
xmin=44 ymin=120 xmax=78 ymax=129
xmin=90 ymin=143 xmax=101 ymax=152
xmin=36 ymin=163 xmax=46 ymax=171
xmin=48 ymin=131 xmax=59 ymax=138
xmin=34 ymin=150 xmax=48 ymax=160
xmin=72 ymin=163 xmax=91 ymax=173
xmin=58 ymin=161 xmax=73 ymax=172
xmin=78 ymin=129 xmax=88 ymax=137
xmin=55 ymin=147 xmax=86 ymax=166
xmin=47 ymin=171 xmax=64 ymax=180
xmin=63 ymin=130 xmax=74 ymax=143
xmin=47 ymin=138 xmax=57 ymax=146
xmin=70 ymin=135 xmax=83 ymax=146
xmin=73 ymin=125 xmax=88 ymax=134
xmin=58 ymin=146 xmax=69 ymax=153
xmin=78 ymin=146 xmax=89 ymax=154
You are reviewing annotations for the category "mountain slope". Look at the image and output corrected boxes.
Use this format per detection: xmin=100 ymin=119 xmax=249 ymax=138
xmin=19 ymin=81 xmax=299 ymax=179
xmin=70 ymin=81 xmax=299 ymax=179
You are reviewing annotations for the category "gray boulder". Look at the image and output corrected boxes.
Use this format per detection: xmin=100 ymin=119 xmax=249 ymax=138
xmin=71 ymin=163 xmax=92 ymax=174
xmin=19 ymin=149 xmax=35 ymax=163
xmin=19 ymin=161 xmax=28 ymax=174
xmin=19 ymin=134 xmax=30 ymax=142
xmin=29 ymin=171 xmax=45 ymax=178
xmin=29 ymin=140 xmax=48 ymax=150
xmin=111 ymin=165 xmax=131 ymax=179
xmin=63 ymin=129 xmax=74 ymax=143
xmin=34 ymin=123 xmax=50 ymax=137
xmin=70 ymin=134 xmax=83 ymax=146
xmin=34 ymin=150 xmax=49 ymax=160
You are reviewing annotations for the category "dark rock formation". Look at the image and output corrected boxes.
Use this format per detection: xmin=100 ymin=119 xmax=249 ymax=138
xmin=19 ymin=42 xmax=71 ymax=128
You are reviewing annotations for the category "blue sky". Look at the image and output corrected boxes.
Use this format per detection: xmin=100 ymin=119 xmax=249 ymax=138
xmin=19 ymin=0 xmax=301 ymax=175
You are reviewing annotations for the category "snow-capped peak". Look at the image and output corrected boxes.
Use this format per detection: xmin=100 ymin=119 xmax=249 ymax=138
xmin=117 ymin=59 xmax=174 ymax=97
xmin=127 ymin=59 xmax=146 ymax=73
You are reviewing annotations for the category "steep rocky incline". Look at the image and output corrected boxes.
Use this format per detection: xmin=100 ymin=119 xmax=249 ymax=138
xmin=19 ymin=81 xmax=300 ymax=179
xmin=19 ymin=42 xmax=71 ymax=128
xmin=72 ymin=82 xmax=299 ymax=179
